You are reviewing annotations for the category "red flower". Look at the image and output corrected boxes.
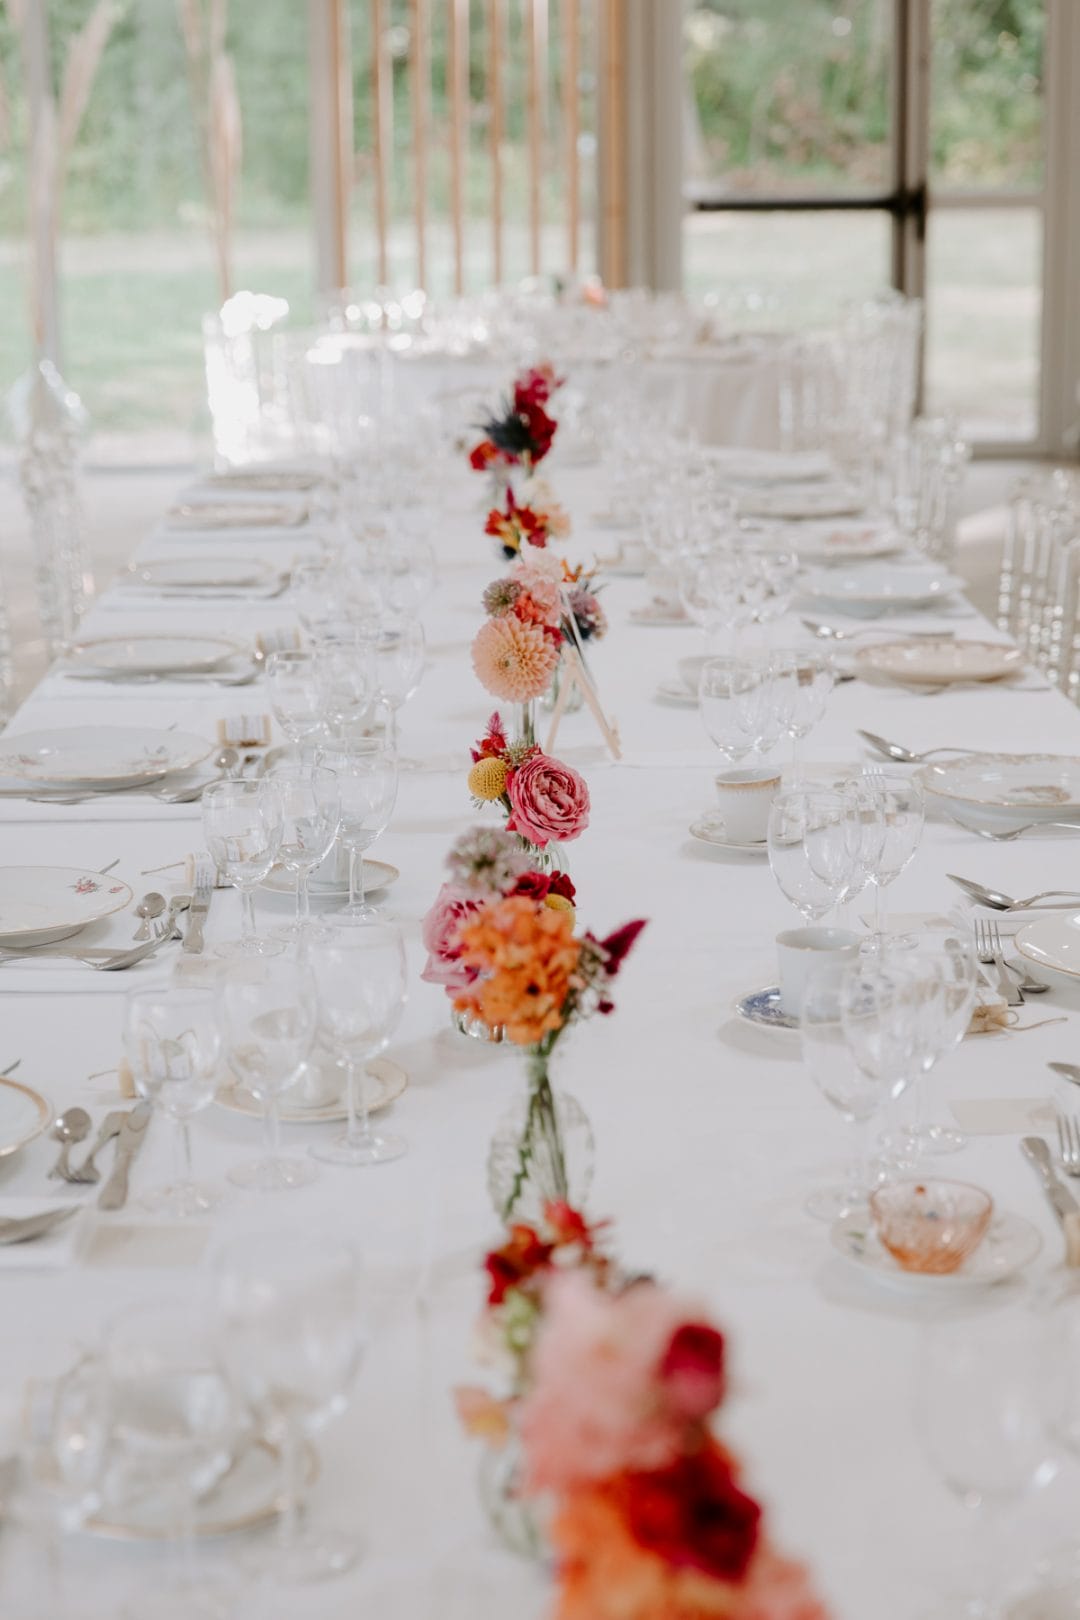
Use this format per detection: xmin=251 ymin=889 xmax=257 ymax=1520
xmin=515 ymin=397 xmax=557 ymax=463
xmin=547 ymin=871 xmax=576 ymax=905
xmin=470 ymin=712 xmax=509 ymax=764
xmin=658 ymin=1323 xmax=726 ymax=1424
xmin=543 ymin=1201 xmax=600 ymax=1250
xmin=470 ymin=438 xmax=501 ymax=471
xmin=515 ymin=364 xmax=562 ymax=408
xmin=599 ymin=919 xmax=647 ymax=978
xmin=512 ymin=869 xmax=554 ymax=903
xmin=618 ymin=1443 xmax=762 ymax=1584
xmin=484 ymin=1223 xmax=554 ymax=1305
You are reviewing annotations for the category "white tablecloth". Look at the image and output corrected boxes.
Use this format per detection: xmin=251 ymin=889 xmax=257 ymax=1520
xmin=0 ymin=454 xmax=1076 ymax=1619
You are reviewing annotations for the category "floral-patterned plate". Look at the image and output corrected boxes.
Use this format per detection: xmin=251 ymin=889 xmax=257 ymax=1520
xmin=65 ymin=634 xmax=244 ymax=676
xmin=217 ymin=1057 xmax=407 ymax=1122
xmin=0 ymin=866 xmax=133 ymax=946
xmin=733 ymin=986 xmax=799 ymax=1036
xmin=0 ymin=726 xmax=212 ymax=789
xmin=918 ymin=753 xmax=1080 ymax=822
xmin=830 ymin=1210 xmax=1042 ymax=1295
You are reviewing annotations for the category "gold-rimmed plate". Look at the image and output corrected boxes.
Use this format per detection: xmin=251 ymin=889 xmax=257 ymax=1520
xmin=0 ymin=1076 xmax=51 ymax=1159
xmin=86 ymin=1437 xmax=317 ymax=1541
xmin=217 ymin=1057 xmax=407 ymax=1123
xmin=259 ymin=858 xmax=400 ymax=899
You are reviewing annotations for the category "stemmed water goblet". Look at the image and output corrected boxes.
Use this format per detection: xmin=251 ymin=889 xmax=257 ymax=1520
xmin=218 ymin=957 xmax=317 ymax=1190
xmin=267 ymin=762 xmax=340 ymax=939
xmin=315 ymin=735 xmax=398 ymax=914
xmin=214 ymin=1234 xmax=366 ymax=1582
xmin=838 ymin=777 xmax=887 ymax=916
xmin=266 ymin=650 xmax=324 ymax=744
xmin=767 ymin=788 xmax=851 ymax=923
xmin=307 ymin=914 xmax=408 ymax=1166
xmin=316 ymin=636 xmax=376 ymax=734
xmin=373 ymin=615 xmax=425 ymax=713
xmin=800 ymin=959 xmax=916 ymax=1220
xmin=864 ymin=768 xmax=925 ymax=938
xmin=769 ymin=649 xmax=834 ymax=778
xmin=697 ymin=655 xmax=769 ymax=774
xmin=201 ymin=779 xmax=284 ymax=958
xmin=890 ymin=934 xmax=978 ymax=1160
xmin=122 ymin=987 xmax=224 ymax=1217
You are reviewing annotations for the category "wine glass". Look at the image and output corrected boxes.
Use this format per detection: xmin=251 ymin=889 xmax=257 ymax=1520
xmin=838 ymin=777 xmax=888 ymax=911
xmin=864 ymin=768 xmax=925 ymax=937
xmin=202 ymin=779 xmax=284 ymax=958
xmin=800 ymin=960 xmax=916 ymax=1220
xmin=895 ymin=935 xmax=978 ymax=1159
xmin=769 ymin=649 xmax=834 ymax=778
xmin=218 ymin=958 xmax=317 ymax=1190
xmin=374 ymin=615 xmax=425 ymax=712
xmin=20 ymin=1351 xmax=111 ymax=1608
xmin=915 ymin=1315 xmax=1058 ymax=1618
xmin=767 ymin=788 xmax=851 ymax=922
xmin=698 ymin=655 xmax=770 ymax=772
xmin=314 ymin=735 xmax=398 ymax=914
xmin=214 ymin=1234 xmax=366 ymax=1582
xmin=123 ymin=988 xmax=223 ymax=1217
xmin=307 ymin=914 xmax=408 ymax=1166
xmin=266 ymin=651 xmax=325 ymax=744
xmin=103 ymin=1304 xmax=238 ymax=1620
xmin=317 ymin=637 xmax=377 ymax=734
xmin=267 ymin=763 xmax=341 ymax=938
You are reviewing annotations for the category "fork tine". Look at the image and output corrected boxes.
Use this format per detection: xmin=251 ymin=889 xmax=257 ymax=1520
xmin=1069 ymin=1116 xmax=1080 ymax=1170
xmin=1058 ymin=1113 xmax=1067 ymax=1164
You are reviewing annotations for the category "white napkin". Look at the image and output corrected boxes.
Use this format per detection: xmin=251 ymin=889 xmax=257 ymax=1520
xmin=0 ymin=1199 xmax=88 ymax=1268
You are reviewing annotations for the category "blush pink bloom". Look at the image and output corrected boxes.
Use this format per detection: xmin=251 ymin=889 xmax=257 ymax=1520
xmin=519 ymin=1274 xmax=708 ymax=1493
xmin=513 ymin=543 xmax=564 ymax=585
xmin=511 ymin=558 xmax=563 ymax=625
xmin=506 ymin=753 xmax=590 ymax=848
xmin=419 ymin=883 xmax=481 ymax=993
xmin=472 ymin=615 xmax=559 ymax=703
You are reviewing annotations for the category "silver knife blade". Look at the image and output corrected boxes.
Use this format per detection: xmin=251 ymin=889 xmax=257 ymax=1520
xmin=0 ymin=1208 xmax=79 ymax=1245
xmin=183 ymin=884 xmax=213 ymax=955
xmin=1020 ymin=1136 xmax=1080 ymax=1225
xmin=97 ymin=1102 xmax=152 ymax=1211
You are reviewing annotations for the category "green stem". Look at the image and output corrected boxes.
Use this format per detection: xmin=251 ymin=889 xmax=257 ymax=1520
xmin=501 ymin=1045 xmax=567 ymax=1220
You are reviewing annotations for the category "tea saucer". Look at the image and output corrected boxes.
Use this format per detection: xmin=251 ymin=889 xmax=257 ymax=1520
xmin=829 ymin=1209 xmax=1042 ymax=1294
xmin=218 ymin=1058 xmax=407 ymax=1122
xmin=656 ymin=679 xmax=697 ymax=707
xmin=690 ymin=821 xmax=768 ymax=854
xmin=733 ymin=985 xmax=799 ymax=1035
xmin=630 ymin=603 xmax=690 ymax=627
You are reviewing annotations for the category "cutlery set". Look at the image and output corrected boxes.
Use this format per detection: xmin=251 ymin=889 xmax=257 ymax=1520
xmin=3 ymin=1100 xmax=153 ymax=1245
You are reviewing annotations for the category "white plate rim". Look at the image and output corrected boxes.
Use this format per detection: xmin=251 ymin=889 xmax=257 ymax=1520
xmin=802 ymin=566 xmax=963 ymax=606
xmin=66 ymin=633 xmax=245 ymax=675
xmin=0 ymin=727 xmax=212 ymax=786
xmin=0 ymin=866 xmax=134 ymax=944
xmin=259 ymin=859 xmax=400 ymax=898
xmin=918 ymin=752 xmax=1080 ymax=815
xmin=1014 ymin=913 xmax=1080 ymax=979
xmin=689 ymin=821 xmax=768 ymax=853
xmin=125 ymin=556 xmax=277 ymax=590
xmin=0 ymin=1076 xmax=52 ymax=1158
xmin=855 ymin=638 xmax=1022 ymax=685
xmin=217 ymin=1057 xmax=407 ymax=1122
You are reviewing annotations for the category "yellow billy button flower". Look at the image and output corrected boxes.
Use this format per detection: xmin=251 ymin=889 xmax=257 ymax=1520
xmin=544 ymin=893 xmax=575 ymax=915
xmin=468 ymin=756 xmax=508 ymax=800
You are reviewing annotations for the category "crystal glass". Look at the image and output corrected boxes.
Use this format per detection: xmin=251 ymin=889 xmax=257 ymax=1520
xmin=314 ymin=736 xmax=398 ymax=914
xmin=769 ymin=649 xmax=834 ymax=776
xmin=800 ymin=960 xmax=915 ymax=1221
xmin=289 ymin=558 xmax=337 ymax=637
xmin=307 ymin=914 xmax=408 ymax=1166
xmin=870 ymin=1180 xmax=992 ymax=1274
xmin=865 ymin=769 xmax=925 ymax=936
xmin=838 ymin=778 xmax=887 ymax=908
xmin=218 ymin=958 xmax=317 ymax=1190
xmin=317 ymin=637 xmax=377 ymax=733
xmin=20 ymin=1350 xmax=111 ymax=1608
xmin=698 ymin=655 xmax=772 ymax=771
xmin=104 ymin=1304 xmax=238 ymax=1620
xmin=215 ymin=1234 xmax=366 ymax=1582
xmin=123 ymin=988 xmax=223 ymax=1217
xmin=767 ymin=788 xmax=851 ymax=922
xmin=268 ymin=763 xmax=340 ymax=937
xmin=894 ymin=934 xmax=978 ymax=1159
xmin=202 ymin=779 xmax=284 ymax=958
xmin=266 ymin=650 xmax=324 ymax=744
xmin=915 ymin=1316 xmax=1058 ymax=1618
xmin=374 ymin=615 xmax=425 ymax=712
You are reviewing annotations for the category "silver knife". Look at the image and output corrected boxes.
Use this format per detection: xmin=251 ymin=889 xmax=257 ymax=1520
xmin=183 ymin=882 xmax=213 ymax=955
xmin=97 ymin=1103 xmax=152 ymax=1211
xmin=1020 ymin=1136 xmax=1080 ymax=1226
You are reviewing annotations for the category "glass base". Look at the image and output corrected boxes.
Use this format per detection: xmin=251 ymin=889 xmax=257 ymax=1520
xmin=309 ymin=1130 xmax=407 ymax=1167
xmin=213 ymin=936 xmax=286 ymax=960
xmin=897 ymin=1123 xmax=968 ymax=1157
xmin=242 ymin=1528 xmax=361 ymax=1585
xmin=141 ymin=1179 xmax=224 ymax=1218
xmin=804 ymin=1185 xmax=866 ymax=1223
xmin=227 ymin=1155 xmax=318 ymax=1191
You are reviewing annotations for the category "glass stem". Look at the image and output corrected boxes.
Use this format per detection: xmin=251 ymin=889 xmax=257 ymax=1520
xmin=874 ymin=877 xmax=885 ymax=938
xmin=177 ymin=1118 xmax=194 ymax=1185
xmin=348 ymin=845 xmax=367 ymax=911
xmin=264 ymin=1092 xmax=282 ymax=1166
xmin=296 ymin=867 xmax=311 ymax=928
xmin=277 ymin=1409 xmax=303 ymax=1554
xmin=850 ymin=1115 xmax=872 ymax=1200
xmin=240 ymin=885 xmax=256 ymax=946
xmin=345 ymin=1055 xmax=371 ymax=1149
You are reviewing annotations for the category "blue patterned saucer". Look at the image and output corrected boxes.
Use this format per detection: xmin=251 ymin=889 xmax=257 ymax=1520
xmin=733 ymin=985 xmax=800 ymax=1036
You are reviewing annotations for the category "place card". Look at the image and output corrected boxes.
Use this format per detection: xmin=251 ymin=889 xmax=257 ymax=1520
xmin=83 ymin=1222 xmax=211 ymax=1267
xmin=216 ymin=713 xmax=272 ymax=748
xmin=949 ymin=1097 xmax=1056 ymax=1135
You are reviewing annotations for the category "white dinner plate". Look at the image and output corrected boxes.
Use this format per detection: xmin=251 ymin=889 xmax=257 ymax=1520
xmin=656 ymin=679 xmax=698 ymax=707
xmin=0 ymin=866 xmax=133 ymax=946
xmin=630 ymin=603 xmax=690 ymax=627
xmin=737 ymin=484 xmax=865 ymax=520
xmin=830 ymin=1210 xmax=1042 ymax=1294
xmin=918 ymin=753 xmax=1080 ymax=822
xmin=786 ymin=520 xmax=903 ymax=565
xmin=166 ymin=501 xmax=308 ymax=530
xmin=733 ymin=985 xmax=799 ymax=1036
xmin=0 ymin=726 xmax=212 ymax=788
xmin=801 ymin=561 xmax=964 ymax=612
xmin=217 ymin=1057 xmax=407 ymax=1122
xmin=856 ymin=638 xmax=1023 ymax=687
xmin=0 ymin=1076 xmax=52 ymax=1158
xmin=259 ymin=858 xmax=400 ymax=898
xmin=703 ymin=447 xmax=834 ymax=485
xmin=689 ymin=821 xmax=767 ymax=854
xmin=1014 ymin=912 xmax=1080 ymax=980
xmin=124 ymin=556 xmax=278 ymax=591
xmin=65 ymin=634 xmax=244 ymax=676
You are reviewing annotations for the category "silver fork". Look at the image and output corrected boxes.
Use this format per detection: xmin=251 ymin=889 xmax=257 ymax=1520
xmin=0 ymin=921 xmax=175 ymax=972
xmin=949 ymin=814 xmax=1080 ymax=842
xmin=1058 ymin=1113 xmax=1080 ymax=1176
xmin=973 ymin=917 xmax=1025 ymax=1006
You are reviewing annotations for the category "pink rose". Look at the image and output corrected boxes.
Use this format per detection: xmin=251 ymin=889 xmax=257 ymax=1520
xmin=505 ymin=752 xmax=590 ymax=848
xmin=420 ymin=883 xmax=481 ymax=992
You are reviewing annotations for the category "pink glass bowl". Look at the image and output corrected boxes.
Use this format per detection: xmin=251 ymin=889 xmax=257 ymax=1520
xmin=870 ymin=1179 xmax=994 ymax=1275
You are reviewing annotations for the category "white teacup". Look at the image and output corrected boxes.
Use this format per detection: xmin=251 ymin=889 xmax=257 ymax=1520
xmin=776 ymin=926 xmax=861 ymax=1018
xmin=712 ymin=768 xmax=782 ymax=844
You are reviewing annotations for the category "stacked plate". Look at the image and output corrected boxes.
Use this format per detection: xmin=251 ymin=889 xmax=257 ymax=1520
xmin=918 ymin=753 xmax=1080 ymax=828
xmin=800 ymin=561 xmax=964 ymax=617
xmin=857 ymin=638 xmax=1022 ymax=688
xmin=65 ymin=635 xmax=247 ymax=678
xmin=0 ymin=726 xmax=212 ymax=791
xmin=122 ymin=557 xmax=284 ymax=597
xmin=0 ymin=865 xmax=133 ymax=946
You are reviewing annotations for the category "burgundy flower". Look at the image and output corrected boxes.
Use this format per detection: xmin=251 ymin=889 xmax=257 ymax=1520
xmin=620 ymin=1443 xmax=762 ymax=1583
xmin=599 ymin=919 xmax=647 ymax=978
xmin=484 ymin=1223 xmax=554 ymax=1305
xmin=512 ymin=870 xmax=553 ymax=903
xmin=658 ymin=1323 xmax=726 ymax=1423
xmin=547 ymin=871 xmax=576 ymax=905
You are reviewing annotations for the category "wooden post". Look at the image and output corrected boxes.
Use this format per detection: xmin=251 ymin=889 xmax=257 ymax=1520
xmin=526 ymin=0 xmax=548 ymax=276
xmin=448 ymin=0 xmax=468 ymax=294
xmin=563 ymin=0 xmax=580 ymax=273
xmin=372 ymin=0 xmax=391 ymax=285
xmin=411 ymin=0 xmax=429 ymax=289
xmin=489 ymin=0 xmax=504 ymax=284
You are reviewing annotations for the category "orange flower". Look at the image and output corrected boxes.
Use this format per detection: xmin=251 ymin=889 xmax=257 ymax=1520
xmin=453 ymin=895 xmax=581 ymax=1045
xmin=472 ymin=615 xmax=559 ymax=703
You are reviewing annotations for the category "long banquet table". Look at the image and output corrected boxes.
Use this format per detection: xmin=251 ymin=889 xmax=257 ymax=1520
xmin=1 ymin=447 xmax=1079 ymax=1619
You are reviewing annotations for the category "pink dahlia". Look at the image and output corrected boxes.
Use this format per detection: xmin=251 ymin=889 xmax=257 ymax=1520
xmin=506 ymin=752 xmax=590 ymax=847
xmin=472 ymin=615 xmax=559 ymax=703
xmin=419 ymin=883 xmax=481 ymax=993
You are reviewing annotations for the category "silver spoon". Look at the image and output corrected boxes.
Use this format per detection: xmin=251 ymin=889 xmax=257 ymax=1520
xmin=46 ymin=1107 xmax=92 ymax=1181
xmin=856 ymin=730 xmax=969 ymax=765
xmin=213 ymin=747 xmax=240 ymax=777
xmin=947 ymin=814 xmax=1080 ymax=842
xmin=132 ymin=892 xmax=167 ymax=941
xmin=1006 ymin=958 xmax=1050 ymax=994
xmin=946 ymin=874 xmax=1080 ymax=912
xmin=1049 ymin=1063 xmax=1080 ymax=1090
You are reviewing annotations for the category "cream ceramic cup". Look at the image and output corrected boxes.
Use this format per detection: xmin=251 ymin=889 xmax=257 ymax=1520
xmin=776 ymin=926 xmax=861 ymax=1018
xmin=713 ymin=767 xmax=782 ymax=843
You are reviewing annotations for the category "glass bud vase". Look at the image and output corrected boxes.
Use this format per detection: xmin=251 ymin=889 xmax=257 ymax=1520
xmin=452 ymin=1007 xmax=505 ymax=1044
xmin=541 ymin=650 xmax=585 ymax=715
xmin=486 ymin=1048 xmax=594 ymax=1223
xmin=478 ymin=1429 xmax=547 ymax=1562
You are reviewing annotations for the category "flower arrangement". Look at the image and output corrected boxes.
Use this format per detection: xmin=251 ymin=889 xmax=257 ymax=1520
xmin=485 ymin=483 xmax=571 ymax=560
xmin=469 ymin=363 xmax=563 ymax=474
xmin=467 ymin=712 xmax=591 ymax=852
xmin=472 ymin=554 xmax=564 ymax=708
